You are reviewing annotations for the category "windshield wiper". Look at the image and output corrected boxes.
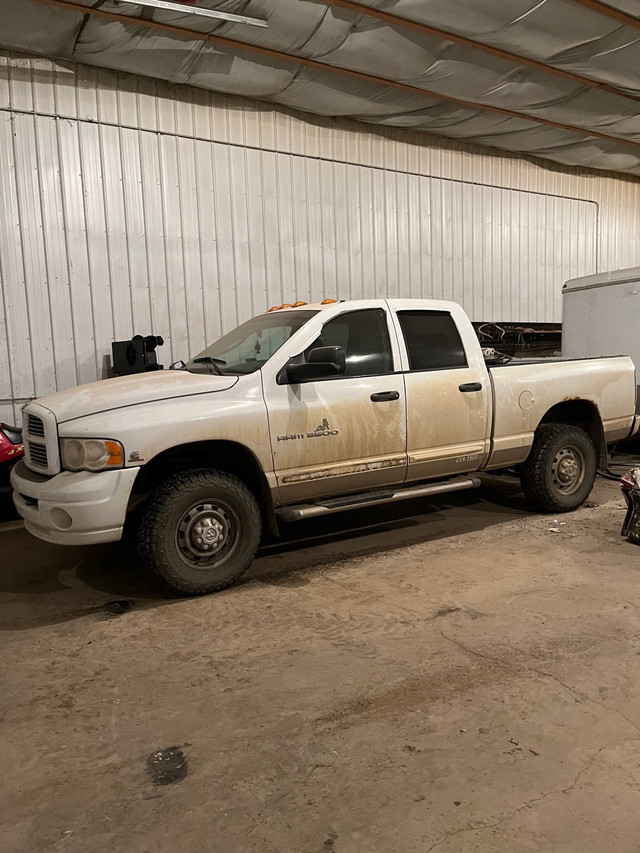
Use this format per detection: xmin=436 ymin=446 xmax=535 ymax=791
xmin=193 ymin=356 xmax=227 ymax=375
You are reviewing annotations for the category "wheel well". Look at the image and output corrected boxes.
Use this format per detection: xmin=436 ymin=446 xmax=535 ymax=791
xmin=538 ymin=401 xmax=606 ymax=465
xmin=132 ymin=440 xmax=279 ymax=537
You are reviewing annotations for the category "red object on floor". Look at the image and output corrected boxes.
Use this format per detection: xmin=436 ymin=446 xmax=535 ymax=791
xmin=0 ymin=423 xmax=24 ymax=488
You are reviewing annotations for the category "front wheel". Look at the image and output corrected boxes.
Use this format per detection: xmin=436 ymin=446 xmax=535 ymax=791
xmin=138 ymin=468 xmax=262 ymax=595
xmin=519 ymin=423 xmax=597 ymax=513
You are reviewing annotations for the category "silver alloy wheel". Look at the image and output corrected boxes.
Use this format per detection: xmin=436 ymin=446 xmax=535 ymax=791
xmin=550 ymin=445 xmax=586 ymax=495
xmin=176 ymin=501 xmax=239 ymax=568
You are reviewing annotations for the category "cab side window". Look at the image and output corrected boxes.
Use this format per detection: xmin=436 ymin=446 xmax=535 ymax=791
xmin=397 ymin=310 xmax=467 ymax=370
xmin=307 ymin=309 xmax=393 ymax=377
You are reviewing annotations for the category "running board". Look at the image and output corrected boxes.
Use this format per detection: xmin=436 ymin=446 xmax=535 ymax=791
xmin=276 ymin=476 xmax=481 ymax=523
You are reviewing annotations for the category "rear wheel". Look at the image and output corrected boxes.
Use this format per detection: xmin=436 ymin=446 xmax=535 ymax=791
xmin=520 ymin=423 xmax=597 ymax=513
xmin=138 ymin=468 xmax=261 ymax=595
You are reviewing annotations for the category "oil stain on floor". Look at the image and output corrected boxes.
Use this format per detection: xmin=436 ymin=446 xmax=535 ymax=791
xmin=147 ymin=747 xmax=188 ymax=786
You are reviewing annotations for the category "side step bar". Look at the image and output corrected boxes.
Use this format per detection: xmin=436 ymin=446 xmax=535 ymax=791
xmin=276 ymin=475 xmax=481 ymax=523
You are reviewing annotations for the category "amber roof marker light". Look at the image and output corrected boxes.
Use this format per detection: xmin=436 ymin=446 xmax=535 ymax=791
xmin=267 ymin=299 xmax=334 ymax=312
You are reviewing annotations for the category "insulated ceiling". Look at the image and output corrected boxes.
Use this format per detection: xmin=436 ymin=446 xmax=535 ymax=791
xmin=2 ymin=0 xmax=640 ymax=176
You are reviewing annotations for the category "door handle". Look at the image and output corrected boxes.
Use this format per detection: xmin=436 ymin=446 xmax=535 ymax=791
xmin=370 ymin=391 xmax=400 ymax=402
xmin=459 ymin=382 xmax=483 ymax=392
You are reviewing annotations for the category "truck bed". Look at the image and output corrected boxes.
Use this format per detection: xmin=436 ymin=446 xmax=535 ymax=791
xmin=486 ymin=354 xmax=636 ymax=469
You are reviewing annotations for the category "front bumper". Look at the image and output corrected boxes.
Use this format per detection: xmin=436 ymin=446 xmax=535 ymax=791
xmin=11 ymin=459 xmax=140 ymax=545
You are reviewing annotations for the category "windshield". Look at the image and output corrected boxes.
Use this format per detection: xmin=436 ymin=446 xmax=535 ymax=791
xmin=185 ymin=310 xmax=318 ymax=375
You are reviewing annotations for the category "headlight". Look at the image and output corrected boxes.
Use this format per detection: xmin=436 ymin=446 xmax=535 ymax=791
xmin=60 ymin=438 xmax=124 ymax=472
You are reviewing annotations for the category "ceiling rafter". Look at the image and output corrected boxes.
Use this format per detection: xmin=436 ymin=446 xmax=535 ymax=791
xmin=322 ymin=0 xmax=640 ymax=106
xmin=566 ymin=0 xmax=640 ymax=29
xmin=24 ymin=0 xmax=640 ymax=154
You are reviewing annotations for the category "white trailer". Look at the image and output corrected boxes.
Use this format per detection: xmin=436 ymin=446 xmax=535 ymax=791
xmin=562 ymin=267 xmax=640 ymax=397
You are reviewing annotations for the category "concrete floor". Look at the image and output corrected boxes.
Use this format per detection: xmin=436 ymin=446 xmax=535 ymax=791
xmin=2 ymin=474 xmax=640 ymax=853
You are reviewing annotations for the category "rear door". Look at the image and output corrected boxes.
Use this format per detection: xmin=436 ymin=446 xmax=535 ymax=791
xmin=389 ymin=302 xmax=491 ymax=481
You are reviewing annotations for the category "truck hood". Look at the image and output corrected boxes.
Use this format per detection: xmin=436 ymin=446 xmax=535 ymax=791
xmin=35 ymin=371 xmax=239 ymax=423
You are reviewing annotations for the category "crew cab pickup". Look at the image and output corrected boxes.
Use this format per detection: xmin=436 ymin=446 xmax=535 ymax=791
xmin=12 ymin=299 xmax=638 ymax=595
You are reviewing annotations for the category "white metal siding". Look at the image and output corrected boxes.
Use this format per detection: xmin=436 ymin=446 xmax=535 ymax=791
xmin=1 ymin=52 xmax=639 ymax=423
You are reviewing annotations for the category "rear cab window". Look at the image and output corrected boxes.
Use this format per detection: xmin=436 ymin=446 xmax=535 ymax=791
xmin=397 ymin=310 xmax=468 ymax=371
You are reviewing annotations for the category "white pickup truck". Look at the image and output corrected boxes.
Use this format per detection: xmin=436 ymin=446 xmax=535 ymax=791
xmin=12 ymin=299 xmax=638 ymax=595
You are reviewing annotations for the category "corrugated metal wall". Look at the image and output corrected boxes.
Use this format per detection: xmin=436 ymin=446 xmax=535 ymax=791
xmin=1 ymin=51 xmax=640 ymax=424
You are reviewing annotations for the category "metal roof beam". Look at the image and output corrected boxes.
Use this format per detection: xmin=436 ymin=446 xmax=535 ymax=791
xmin=567 ymin=0 xmax=640 ymax=29
xmin=321 ymin=0 xmax=640 ymax=104
xmin=24 ymin=0 xmax=640 ymax=154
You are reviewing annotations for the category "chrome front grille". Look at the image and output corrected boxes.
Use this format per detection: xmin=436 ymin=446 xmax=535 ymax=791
xmin=27 ymin=442 xmax=48 ymax=468
xmin=27 ymin=414 xmax=45 ymax=437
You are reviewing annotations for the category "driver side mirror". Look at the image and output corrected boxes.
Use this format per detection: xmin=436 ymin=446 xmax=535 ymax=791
xmin=286 ymin=345 xmax=346 ymax=383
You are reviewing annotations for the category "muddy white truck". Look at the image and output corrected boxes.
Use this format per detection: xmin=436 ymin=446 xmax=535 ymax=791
xmin=12 ymin=299 xmax=639 ymax=595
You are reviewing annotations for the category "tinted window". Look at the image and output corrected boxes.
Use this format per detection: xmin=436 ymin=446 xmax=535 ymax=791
xmin=307 ymin=309 xmax=393 ymax=377
xmin=398 ymin=310 xmax=467 ymax=370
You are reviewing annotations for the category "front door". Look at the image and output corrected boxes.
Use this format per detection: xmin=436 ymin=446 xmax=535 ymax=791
xmin=264 ymin=307 xmax=407 ymax=503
